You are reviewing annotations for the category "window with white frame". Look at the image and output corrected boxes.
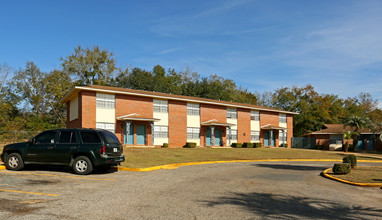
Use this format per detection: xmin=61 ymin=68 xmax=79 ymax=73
xmin=230 ymin=129 xmax=238 ymax=140
xmin=251 ymin=131 xmax=260 ymax=141
xmin=187 ymin=127 xmax=200 ymax=139
xmin=227 ymin=108 xmax=237 ymax=119
xmin=279 ymin=114 xmax=287 ymax=123
xmin=96 ymin=93 xmax=115 ymax=109
xmin=154 ymin=125 xmax=168 ymax=138
xmin=153 ymin=99 xmax=168 ymax=113
xmin=281 ymin=131 xmax=287 ymax=142
xmin=96 ymin=122 xmax=115 ymax=133
xmin=251 ymin=111 xmax=260 ymax=121
xmin=187 ymin=103 xmax=200 ymax=115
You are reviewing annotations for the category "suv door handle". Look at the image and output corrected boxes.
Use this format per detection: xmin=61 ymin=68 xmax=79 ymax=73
xmin=71 ymin=146 xmax=77 ymax=149
xmin=47 ymin=146 xmax=54 ymax=150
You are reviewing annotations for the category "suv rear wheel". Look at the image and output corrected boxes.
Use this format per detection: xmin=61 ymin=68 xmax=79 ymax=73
xmin=72 ymin=156 xmax=93 ymax=175
xmin=5 ymin=153 xmax=24 ymax=171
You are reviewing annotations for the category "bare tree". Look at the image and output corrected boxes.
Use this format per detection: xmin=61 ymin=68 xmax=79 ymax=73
xmin=0 ymin=63 xmax=12 ymax=94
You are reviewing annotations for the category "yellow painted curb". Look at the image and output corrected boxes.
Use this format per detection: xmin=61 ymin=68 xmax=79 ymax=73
xmin=322 ymin=168 xmax=382 ymax=187
xmin=0 ymin=165 xmax=5 ymax=170
xmin=117 ymin=159 xmax=382 ymax=172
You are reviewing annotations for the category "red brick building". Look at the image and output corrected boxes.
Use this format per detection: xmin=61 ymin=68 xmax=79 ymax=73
xmin=62 ymin=85 xmax=297 ymax=148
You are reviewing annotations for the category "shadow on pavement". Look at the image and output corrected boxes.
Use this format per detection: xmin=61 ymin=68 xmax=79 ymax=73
xmin=255 ymin=164 xmax=328 ymax=171
xmin=202 ymin=191 xmax=382 ymax=219
xmin=22 ymin=164 xmax=118 ymax=175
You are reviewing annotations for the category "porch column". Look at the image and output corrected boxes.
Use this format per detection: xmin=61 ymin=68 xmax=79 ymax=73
xmin=125 ymin=121 xmax=131 ymax=145
xmin=228 ymin=126 xmax=232 ymax=146
xmin=150 ymin=122 xmax=154 ymax=145
xmin=211 ymin=126 xmax=215 ymax=146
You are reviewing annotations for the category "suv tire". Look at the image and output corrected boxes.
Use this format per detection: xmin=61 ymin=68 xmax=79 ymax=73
xmin=5 ymin=153 xmax=24 ymax=171
xmin=72 ymin=156 xmax=93 ymax=175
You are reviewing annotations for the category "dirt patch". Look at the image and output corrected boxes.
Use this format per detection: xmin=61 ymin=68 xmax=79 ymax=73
xmin=0 ymin=198 xmax=43 ymax=215
xmin=26 ymin=179 xmax=60 ymax=185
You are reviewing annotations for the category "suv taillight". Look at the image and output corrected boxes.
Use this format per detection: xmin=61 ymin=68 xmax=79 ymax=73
xmin=100 ymin=146 xmax=107 ymax=154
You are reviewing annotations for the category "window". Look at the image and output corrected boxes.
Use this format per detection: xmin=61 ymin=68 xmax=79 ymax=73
xmin=153 ymin=99 xmax=168 ymax=113
xmin=100 ymin=131 xmax=120 ymax=144
xmin=187 ymin=127 xmax=200 ymax=139
xmin=187 ymin=103 xmax=200 ymax=115
xmin=35 ymin=131 xmax=57 ymax=144
xmin=80 ymin=132 xmax=102 ymax=144
xmin=227 ymin=108 xmax=237 ymax=119
xmin=330 ymin=139 xmax=343 ymax=145
xmin=251 ymin=131 xmax=260 ymax=142
xmin=280 ymin=131 xmax=287 ymax=143
xmin=251 ymin=111 xmax=260 ymax=121
xmin=230 ymin=129 xmax=238 ymax=140
xmin=279 ymin=114 xmax=287 ymax=123
xmin=154 ymin=126 xmax=168 ymax=138
xmin=96 ymin=122 xmax=115 ymax=133
xmin=96 ymin=93 xmax=115 ymax=109
xmin=58 ymin=131 xmax=77 ymax=144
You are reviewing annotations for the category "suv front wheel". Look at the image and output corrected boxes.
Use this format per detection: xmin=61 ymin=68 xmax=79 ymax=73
xmin=5 ymin=153 xmax=24 ymax=171
xmin=72 ymin=156 xmax=93 ymax=175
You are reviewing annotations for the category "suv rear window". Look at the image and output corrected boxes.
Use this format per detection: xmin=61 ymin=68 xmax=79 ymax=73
xmin=80 ymin=131 xmax=102 ymax=144
xmin=59 ymin=131 xmax=77 ymax=144
xmin=101 ymin=131 xmax=120 ymax=144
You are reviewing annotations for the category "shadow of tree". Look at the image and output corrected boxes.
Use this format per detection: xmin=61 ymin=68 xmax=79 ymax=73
xmin=255 ymin=164 xmax=328 ymax=171
xmin=202 ymin=191 xmax=382 ymax=219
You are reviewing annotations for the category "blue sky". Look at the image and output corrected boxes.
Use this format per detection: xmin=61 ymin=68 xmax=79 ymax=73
xmin=1 ymin=0 xmax=381 ymax=106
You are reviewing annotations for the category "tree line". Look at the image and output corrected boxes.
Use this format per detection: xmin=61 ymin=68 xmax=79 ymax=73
xmin=0 ymin=46 xmax=381 ymax=141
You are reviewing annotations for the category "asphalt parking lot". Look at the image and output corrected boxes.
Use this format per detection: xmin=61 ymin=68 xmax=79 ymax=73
xmin=0 ymin=161 xmax=381 ymax=219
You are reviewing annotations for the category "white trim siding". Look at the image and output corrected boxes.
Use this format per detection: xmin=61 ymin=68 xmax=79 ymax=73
xmin=187 ymin=103 xmax=200 ymax=145
xmin=69 ymin=95 xmax=78 ymax=121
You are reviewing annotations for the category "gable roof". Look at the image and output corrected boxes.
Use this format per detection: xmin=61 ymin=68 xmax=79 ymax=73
xmin=62 ymin=85 xmax=298 ymax=115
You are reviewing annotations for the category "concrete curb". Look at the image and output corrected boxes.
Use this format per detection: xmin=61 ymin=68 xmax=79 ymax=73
xmin=117 ymin=159 xmax=382 ymax=172
xmin=322 ymin=168 xmax=382 ymax=187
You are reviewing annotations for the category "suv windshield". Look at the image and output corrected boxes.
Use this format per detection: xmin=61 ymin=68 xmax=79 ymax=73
xmin=101 ymin=131 xmax=120 ymax=144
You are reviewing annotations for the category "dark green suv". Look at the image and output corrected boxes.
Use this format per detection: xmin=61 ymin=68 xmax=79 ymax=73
xmin=0 ymin=128 xmax=125 ymax=175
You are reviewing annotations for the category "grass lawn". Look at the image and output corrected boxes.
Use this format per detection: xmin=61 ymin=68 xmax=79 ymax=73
xmin=329 ymin=166 xmax=382 ymax=183
xmin=121 ymin=148 xmax=379 ymax=168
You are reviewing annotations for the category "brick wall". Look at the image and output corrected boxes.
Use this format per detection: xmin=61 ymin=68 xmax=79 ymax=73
xmin=115 ymin=94 xmax=154 ymax=143
xmin=168 ymin=100 xmax=187 ymax=148
xmin=200 ymin=104 xmax=226 ymax=146
xmin=237 ymin=108 xmax=251 ymax=143
xmin=80 ymin=91 xmax=96 ymax=128
xmin=260 ymin=111 xmax=280 ymax=147
xmin=287 ymin=114 xmax=293 ymax=147
xmin=314 ymin=134 xmax=330 ymax=150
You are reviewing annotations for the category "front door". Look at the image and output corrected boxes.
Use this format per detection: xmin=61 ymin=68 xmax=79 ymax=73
xmin=206 ymin=128 xmax=211 ymax=146
xmin=264 ymin=131 xmax=269 ymax=146
xmin=215 ymin=128 xmax=222 ymax=146
xmin=264 ymin=131 xmax=275 ymax=146
xmin=137 ymin=124 xmax=146 ymax=145
xmin=127 ymin=124 xmax=134 ymax=145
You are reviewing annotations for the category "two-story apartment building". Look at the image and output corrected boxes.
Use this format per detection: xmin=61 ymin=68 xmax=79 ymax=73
xmin=62 ymin=85 xmax=297 ymax=148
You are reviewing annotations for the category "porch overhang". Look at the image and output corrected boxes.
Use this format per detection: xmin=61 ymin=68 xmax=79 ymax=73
xmin=201 ymin=119 xmax=235 ymax=127
xmin=261 ymin=124 xmax=289 ymax=130
xmin=116 ymin=113 xmax=160 ymax=122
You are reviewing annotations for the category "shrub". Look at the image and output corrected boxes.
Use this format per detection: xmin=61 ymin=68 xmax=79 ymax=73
xmin=184 ymin=142 xmax=197 ymax=148
xmin=343 ymin=155 xmax=357 ymax=168
xmin=280 ymin=143 xmax=288 ymax=148
xmin=231 ymin=143 xmax=242 ymax=148
xmin=162 ymin=143 xmax=168 ymax=148
xmin=243 ymin=142 xmax=254 ymax=148
xmin=254 ymin=143 xmax=262 ymax=148
xmin=317 ymin=145 xmax=324 ymax=150
xmin=348 ymin=144 xmax=355 ymax=152
xmin=332 ymin=163 xmax=351 ymax=174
